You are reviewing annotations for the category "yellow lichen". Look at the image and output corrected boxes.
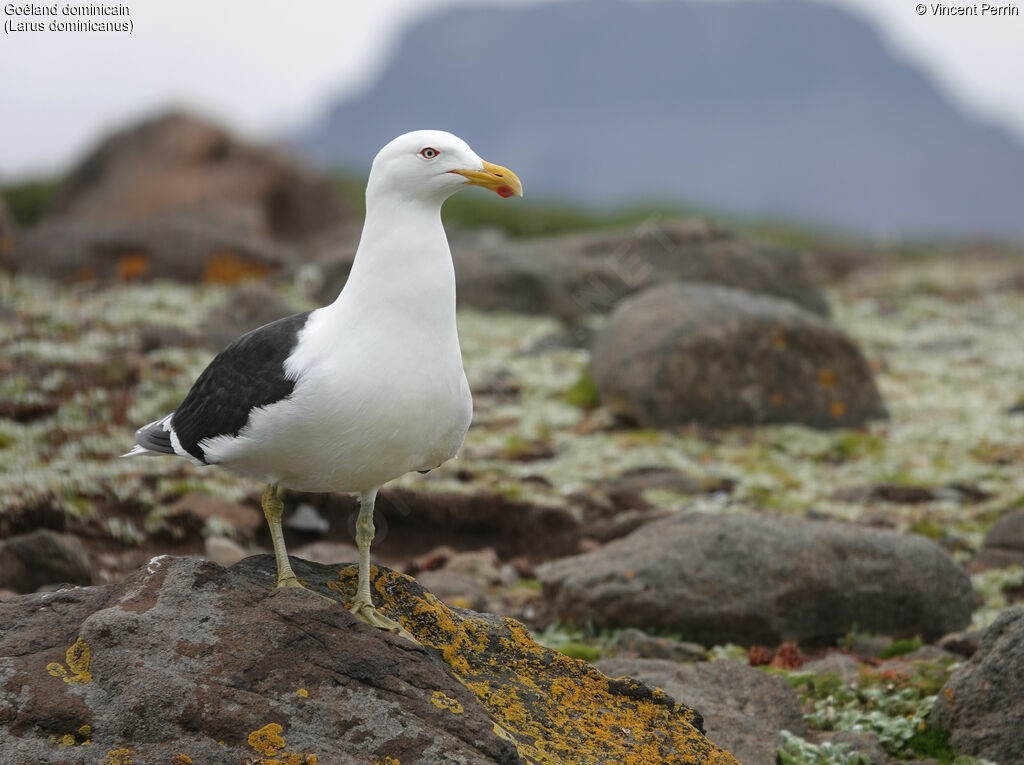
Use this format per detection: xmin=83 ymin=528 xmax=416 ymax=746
xmin=328 ymin=566 xmax=739 ymax=765
xmin=46 ymin=637 xmax=93 ymax=684
xmin=375 ymin=757 xmax=400 ymax=765
xmin=59 ymin=734 xmax=75 ymax=747
xmin=431 ymin=690 xmax=465 ymax=714
xmin=295 ymin=688 xmax=309 ymax=698
xmin=248 ymin=723 xmax=286 ymax=756
xmin=105 ymin=748 xmax=133 ymax=765
xmin=247 ymin=722 xmax=318 ymax=764
xmin=172 ymin=756 xmax=193 ymax=765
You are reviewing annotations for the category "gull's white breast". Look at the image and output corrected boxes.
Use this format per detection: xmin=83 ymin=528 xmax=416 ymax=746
xmin=200 ymin=306 xmax=473 ymax=492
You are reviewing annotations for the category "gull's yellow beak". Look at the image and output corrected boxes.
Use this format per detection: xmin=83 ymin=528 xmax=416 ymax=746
xmin=449 ymin=160 xmax=523 ymax=198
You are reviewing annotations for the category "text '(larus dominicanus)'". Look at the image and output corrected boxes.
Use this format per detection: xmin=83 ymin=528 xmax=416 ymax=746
xmin=124 ymin=131 xmax=523 ymax=641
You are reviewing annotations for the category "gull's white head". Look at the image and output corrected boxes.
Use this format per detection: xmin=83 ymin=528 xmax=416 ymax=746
xmin=367 ymin=130 xmax=523 ymax=203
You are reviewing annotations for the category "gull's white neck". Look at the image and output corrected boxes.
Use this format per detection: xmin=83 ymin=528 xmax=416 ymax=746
xmin=327 ymin=188 xmax=457 ymax=337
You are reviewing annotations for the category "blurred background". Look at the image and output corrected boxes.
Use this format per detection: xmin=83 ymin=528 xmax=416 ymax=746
xmin=1 ymin=2 xmax=1022 ymax=762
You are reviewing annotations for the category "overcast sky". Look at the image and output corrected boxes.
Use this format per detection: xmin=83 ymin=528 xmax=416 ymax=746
xmin=1 ymin=0 xmax=1022 ymax=179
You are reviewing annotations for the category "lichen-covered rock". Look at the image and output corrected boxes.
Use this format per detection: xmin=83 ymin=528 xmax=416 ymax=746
xmin=0 ymin=555 xmax=737 ymax=764
xmin=538 ymin=513 xmax=975 ymax=645
xmin=595 ymin=657 xmax=806 ymax=765
xmin=590 ymin=283 xmax=887 ymax=428
xmin=932 ymin=606 xmax=1024 ymax=764
xmin=9 ymin=214 xmax=296 ymax=285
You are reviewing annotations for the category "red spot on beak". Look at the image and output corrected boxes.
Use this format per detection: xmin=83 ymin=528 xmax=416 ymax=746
xmin=496 ymin=186 xmax=514 ymax=198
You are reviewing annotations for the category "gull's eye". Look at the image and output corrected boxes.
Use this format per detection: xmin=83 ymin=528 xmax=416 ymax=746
xmin=419 ymin=147 xmax=439 ymax=159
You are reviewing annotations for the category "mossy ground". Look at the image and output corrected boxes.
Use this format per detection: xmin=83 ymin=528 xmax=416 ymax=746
xmin=1 ymin=239 xmax=1022 ymax=763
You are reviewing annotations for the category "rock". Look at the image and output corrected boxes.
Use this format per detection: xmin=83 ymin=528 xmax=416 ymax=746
xmin=415 ymin=569 xmax=489 ymax=611
xmin=283 ymin=502 xmax=331 ymax=536
xmin=201 ymin=283 xmax=302 ymax=351
xmin=291 ymin=541 xmax=359 ymax=565
xmin=9 ymin=213 xmax=296 ymax=284
xmin=203 ymin=535 xmax=248 ymax=567
xmin=848 ymin=634 xmax=896 ymax=659
xmin=932 ymin=606 xmax=1024 ymax=764
xmin=798 ymin=652 xmax=862 ymax=683
xmin=613 ymin=628 xmax=708 ymax=663
xmin=454 ymin=220 xmax=829 ymax=320
xmin=304 ymin=489 xmax=586 ymax=562
xmin=0 ymin=529 xmax=92 ymax=593
xmin=313 ymin=219 xmax=829 ymax=320
xmin=51 ymin=111 xmax=347 ymax=241
xmin=0 ymin=555 xmax=737 ymax=764
xmin=833 ymin=482 xmax=992 ymax=506
xmin=0 ymin=191 xmax=16 ymax=257
xmin=971 ymin=507 xmax=1024 ymax=571
xmin=591 ymin=283 xmax=887 ymax=429
xmin=595 ymin=657 xmax=805 ymax=765
xmin=443 ymin=548 xmax=503 ymax=586
xmin=166 ymin=492 xmax=264 ymax=539
xmin=937 ymin=628 xmax=985 ymax=659
xmin=538 ymin=513 xmax=974 ymax=646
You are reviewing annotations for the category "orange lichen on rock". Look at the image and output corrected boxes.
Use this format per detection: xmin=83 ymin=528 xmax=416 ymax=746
xmin=247 ymin=722 xmax=318 ymax=764
xmin=202 ymin=250 xmax=270 ymax=284
xmin=172 ymin=755 xmax=193 ymax=764
xmin=818 ymin=368 xmax=837 ymax=388
xmin=431 ymin=690 xmax=465 ymax=714
xmin=46 ymin=636 xmax=94 ymax=684
xmin=116 ymin=253 xmax=149 ymax=281
xmin=330 ymin=566 xmax=739 ymax=765
xmin=829 ymin=400 xmax=846 ymax=419
xmin=248 ymin=723 xmax=286 ymax=756
xmin=105 ymin=748 xmax=133 ymax=765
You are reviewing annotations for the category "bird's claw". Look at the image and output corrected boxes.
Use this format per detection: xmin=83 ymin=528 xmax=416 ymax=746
xmin=349 ymin=600 xmax=418 ymax=644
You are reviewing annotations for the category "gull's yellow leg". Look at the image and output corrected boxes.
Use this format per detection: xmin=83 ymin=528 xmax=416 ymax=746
xmin=262 ymin=484 xmax=303 ymax=587
xmin=348 ymin=489 xmax=417 ymax=643
xmin=262 ymin=485 xmax=333 ymax=603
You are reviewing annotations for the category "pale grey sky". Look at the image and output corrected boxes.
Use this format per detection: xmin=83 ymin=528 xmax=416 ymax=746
xmin=1 ymin=0 xmax=1022 ymax=179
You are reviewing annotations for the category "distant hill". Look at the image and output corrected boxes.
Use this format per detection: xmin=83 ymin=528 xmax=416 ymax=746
xmin=296 ymin=0 xmax=1024 ymax=237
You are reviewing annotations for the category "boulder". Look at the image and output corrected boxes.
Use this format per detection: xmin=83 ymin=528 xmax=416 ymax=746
xmin=454 ymin=220 xmax=829 ymax=320
xmin=537 ymin=513 xmax=975 ymax=646
xmin=310 ymin=220 xmax=830 ymax=320
xmin=8 ymin=213 xmax=296 ymax=284
xmin=0 ymin=554 xmax=738 ymax=764
xmin=590 ymin=283 xmax=887 ymax=428
xmin=971 ymin=507 xmax=1024 ymax=571
xmin=932 ymin=606 xmax=1024 ymax=764
xmin=0 ymin=530 xmax=93 ymax=593
xmin=596 ymin=657 xmax=806 ymax=765
xmin=50 ymin=111 xmax=347 ymax=241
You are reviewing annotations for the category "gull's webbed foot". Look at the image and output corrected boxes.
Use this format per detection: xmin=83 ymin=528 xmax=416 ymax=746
xmin=349 ymin=598 xmax=418 ymax=644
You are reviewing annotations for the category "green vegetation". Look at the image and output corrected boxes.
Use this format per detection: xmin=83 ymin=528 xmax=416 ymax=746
xmin=2 ymin=178 xmax=61 ymax=226
xmin=879 ymin=636 xmax=923 ymax=659
xmin=777 ymin=731 xmax=871 ymax=765
xmin=563 ymin=372 xmax=600 ymax=410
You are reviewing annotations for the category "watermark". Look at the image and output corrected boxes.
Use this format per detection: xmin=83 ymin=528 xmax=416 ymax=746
xmin=915 ymin=2 xmax=1020 ymax=15
xmin=3 ymin=3 xmax=133 ymax=34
